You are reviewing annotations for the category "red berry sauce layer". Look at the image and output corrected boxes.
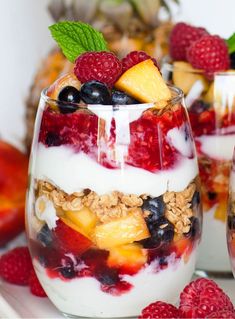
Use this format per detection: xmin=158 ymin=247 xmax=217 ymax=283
xmin=39 ymin=103 xmax=192 ymax=172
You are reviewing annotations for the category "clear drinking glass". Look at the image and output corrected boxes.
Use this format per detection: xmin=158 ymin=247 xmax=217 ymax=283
xmin=162 ymin=63 xmax=235 ymax=276
xmin=26 ymin=85 xmax=202 ymax=318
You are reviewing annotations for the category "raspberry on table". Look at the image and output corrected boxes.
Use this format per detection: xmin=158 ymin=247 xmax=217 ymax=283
xmin=170 ymin=22 xmax=208 ymax=61
xmin=0 ymin=247 xmax=33 ymax=285
xmin=187 ymin=35 xmax=230 ymax=79
xmin=138 ymin=301 xmax=180 ymax=319
xmin=29 ymin=269 xmax=47 ymax=297
xmin=179 ymin=278 xmax=234 ymax=318
xmin=121 ymin=51 xmax=159 ymax=73
xmin=74 ymin=51 xmax=122 ymax=87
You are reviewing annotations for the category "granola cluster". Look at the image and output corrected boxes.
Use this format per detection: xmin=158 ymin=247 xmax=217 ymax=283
xmin=37 ymin=180 xmax=143 ymax=223
xmin=163 ymin=183 xmax=196 ymax=234
xmin=36 ymin=179 xmax=198 ymax=233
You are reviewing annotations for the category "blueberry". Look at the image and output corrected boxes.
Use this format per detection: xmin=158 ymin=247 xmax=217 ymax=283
xmin=95 ymin=267 xmax=119 ymax=285
xmin=228 ymin=215 xmax=235 ymax=230
xmin=45 ymin=132 xmax=61 ymax=147
xmin=189 ymin=99 xmax=210 ymax=114
xmin=59 ymin=266 xmax=76 ymax=279
xmin=159 ymin=257 xmax=168 ymax=269
xmin=208 ymin=192 xmax=217 ymax=201
xmin=141 ymin=217 xmax=174 ymax=248
xmin=37 ymin=224 xmax=53 ymax=247
xmin=57 ymin=86 xmax=80 ymax=114
xmin=230 ymin=52 xmax=235 ymax=69
xmin=142 ymin=196 xmax=165 ymax=224
xmin=111 ymin=90 xmax=138 ymax=105
xmin=80 ymin=81 xmax=111 ymax=105
xmin=58 ymin=86 xmax=80 ymax=103
xmin=57 ymin=102 xmax=79 ymax=114
xmin=185 ymin=217 xmax=200 ymax=239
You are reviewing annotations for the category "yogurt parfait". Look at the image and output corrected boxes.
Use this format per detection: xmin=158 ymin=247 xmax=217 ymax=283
xmin=162 ymin=23 xmax=235 ymax=274
xmin=26 ymin=21 xmax=202 ymax=318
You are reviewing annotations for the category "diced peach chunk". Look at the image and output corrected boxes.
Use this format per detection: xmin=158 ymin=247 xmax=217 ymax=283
xmin=173 ymin=61 xmax=208 ymax=95
xmin=107 ymin=243 xmax=147 ymax=270
xmin=62 ymin=207 xmax=98 ymax=239
xmin=115 ymin=59 xmax=171 ymax=104
xmin=94 ymin=209 xmax=150 ymax=249
xmin=66 ymin=207 xmax=97 ymax=230
xmin=47 ymin=73 xmax=81 ymax=100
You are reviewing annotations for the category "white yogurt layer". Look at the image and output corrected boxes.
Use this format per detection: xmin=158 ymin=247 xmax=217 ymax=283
xmin=34 ymin=251 xmax=197 ymax=318
xmin=33 ymin=143 xmax=198 ymax=197
xmin=196 ymin=134 xmax=235 ymax=161
xmin=197 ymin=205 xmax=231 ymax=272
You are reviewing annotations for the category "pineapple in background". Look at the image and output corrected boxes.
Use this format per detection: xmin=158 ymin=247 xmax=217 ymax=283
xmin=25 ymin=0 xmax=179 ymax=151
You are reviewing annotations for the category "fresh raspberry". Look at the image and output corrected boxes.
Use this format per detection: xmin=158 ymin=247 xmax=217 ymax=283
xmin=121 ymin=51 xmax=159 ymax=73
xmin=74 ymin=51 xmax=122 ymax=87
xmin=208 ymin=310 xmax=235 ymax=318
xmin=29 ymin=269 xmax=47 ymax=297
xmin=139 ymin=301 xmax=180 ymax=319
xmin=170 ymin=22 xmax=208 ymax=61
xmin=187 ymin=35 xmax=230 ymax=78
xmin=53 ymin=219 xmax=92 ymax=255
xmin=179 ymin=278 xmax=234 ymax=318
xmin=0 ymin=247 xmax=33 ymax=285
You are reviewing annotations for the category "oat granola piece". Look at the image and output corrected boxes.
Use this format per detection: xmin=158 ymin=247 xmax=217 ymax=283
xmin=34 ymin=180 xmax=145 ymax=223
xmin=163 ymin=181 xmax=197 ymax=234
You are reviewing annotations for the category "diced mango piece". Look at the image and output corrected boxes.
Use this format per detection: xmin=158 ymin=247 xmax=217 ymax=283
xmin=107 ymin=243 xmax=147 ymax=269
xmin=115 ymin=59 xmax=171 ymax=103
xmin=173 ymin=61 xmax=208 ymax=95
xmin=94 ymin=209 xmax=150 ymax=249
xmin=64 ymin=207 xmax=98 ymax=238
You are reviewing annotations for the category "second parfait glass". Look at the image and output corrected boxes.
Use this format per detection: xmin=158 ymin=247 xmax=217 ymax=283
xmin=26 ymin=85 xmax=201 ymax=318
xmin=162 ymin=63 xmax=235 ymax=276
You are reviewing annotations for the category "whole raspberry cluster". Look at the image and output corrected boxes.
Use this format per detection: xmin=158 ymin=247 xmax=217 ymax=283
xmin=139 ymin=278 xmax=235 ymax=319
xmin=0 ymin=246 xmax=47 ymax=297
xmin=170 ymin=22 xmax=230 ymax=78
xmin=74 ymin=51 xmax=122 ymax=88
xmin=170 ymin=22 xmax=208 ymax=61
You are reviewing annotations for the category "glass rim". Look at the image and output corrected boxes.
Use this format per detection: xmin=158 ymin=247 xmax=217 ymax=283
xmin=164 ymin=62 xmax=235 ymax=76
xmin=40 ymin=83 xmax=184 ymax=110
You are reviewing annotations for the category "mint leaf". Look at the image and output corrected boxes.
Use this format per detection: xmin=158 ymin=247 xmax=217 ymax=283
xmin=49 ymin=21 xmax=108 ymax=62
xmin=227 ymin=33 xmax=235 ymax=54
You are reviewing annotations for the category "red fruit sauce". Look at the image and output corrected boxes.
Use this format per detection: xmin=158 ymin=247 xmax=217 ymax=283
xmin=39 ymin=104 xmax=190 ymax=172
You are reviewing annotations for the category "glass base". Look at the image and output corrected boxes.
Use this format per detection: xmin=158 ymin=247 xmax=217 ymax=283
xmin=195 ymin=269 xmax=234 ymax=279
xmin=63 ymin=313 xmax=136 ymax=319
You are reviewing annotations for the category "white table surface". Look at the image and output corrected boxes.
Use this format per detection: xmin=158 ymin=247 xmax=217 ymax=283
xmin=0 ymin=235 xmax=235 ymax=319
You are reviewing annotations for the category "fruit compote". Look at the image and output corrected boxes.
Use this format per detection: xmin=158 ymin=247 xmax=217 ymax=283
xmin=162 ymin=22 xmax=235 ymax=274
xmin=26 ymin=21 xmax=202 ymax=318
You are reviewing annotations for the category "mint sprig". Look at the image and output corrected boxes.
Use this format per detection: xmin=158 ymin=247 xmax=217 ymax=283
xmin=49 ymin=21 xmax=108 ymax=62
xmin=227 ymin=33 xmax=235 ymax=54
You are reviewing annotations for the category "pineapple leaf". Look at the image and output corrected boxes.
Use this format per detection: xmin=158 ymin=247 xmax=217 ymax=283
xmin=49 ymin=21 xmax=108 ymax=62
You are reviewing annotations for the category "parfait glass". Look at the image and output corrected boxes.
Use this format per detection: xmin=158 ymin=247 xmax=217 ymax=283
xmin=26 ymin=85 xmax=202 ymax=318
xmin=162 ymin=63 xmax=235 ymax=276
